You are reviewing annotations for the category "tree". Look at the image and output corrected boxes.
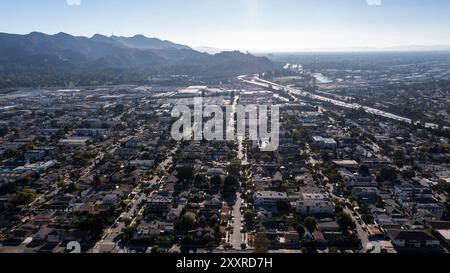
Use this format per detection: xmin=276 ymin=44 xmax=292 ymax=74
xmin=150 ymin=246 xmax=162 ymax=253
xmin=377 ymin=167 xmax=398 ymax=182
xmin=276 ymin=200 xmax=290 ymax=213
xmin=11 ymin=189 xmax=37 ymax=208
xmin=280 ymin=181 xmax=289 ymax=192
xmin=93 ymin=174 xmax=101 ymax=188
xmin=254 ymin=233 xmax=271 ymax=253
xmin=0 ymin=182 xmax=18 ymax=195
xmin=175 ymin=213 xmax=196 ymax=231
xmin=393 ymin=150 xmax=407 ymax=167
xmin=194 ymin=174 xmax=207 ymax=187
xmin=0 ymin=125 xmax=8 ymax=137
xmin=336 ymin=212 xmax=356 ymax=231
xmin=328 ymin=247 xmax=338 ymax=253
xmin=69 ymin=171 xmax=81 ymax=182
xmin=260 ymin=154 xmax=271 ymax=162
xmin=176 ymin=166 xmax=194 ymax=182
xmin=321 ymin=152 xmax=331 ymax=162
xmin=294 ymin=223 xmax=306 ymax=237
xmin=227 ymin=159 xmax=242 ymax=177
xmin=3 ymin=149 xmax=20 ymax=159
xmin=122 ymin=224 xmax=137 ymax=243
xmin=197 ymin=216 xmax=208 ymax=227
xmin=358 ymin=165 xmax=371 ymax=177
xmin=304 ymin=217 xmax=317 ymax=233
xmin=243 ymin=209 xmax=254 ymax=223
xmin=214 ymin=224 xmax=221 ymax=235
xmin=223 ymin=175 xmax=240 ymax=194
xmin=210 ymin=175 xmax=224 ymax=193
xmin=66 ymin=182 xmax=79 ymax=193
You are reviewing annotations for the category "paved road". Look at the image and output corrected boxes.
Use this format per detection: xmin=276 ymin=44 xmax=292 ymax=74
xmin=230 ymin=194 xmax=243 ymax=250
xmin=344 ymin=207 xmax=370 ymax=252
xmin=228 ymin=94 xmax=247 ymax=251
xmin=326 ymin=184 xmax=370 ymax=252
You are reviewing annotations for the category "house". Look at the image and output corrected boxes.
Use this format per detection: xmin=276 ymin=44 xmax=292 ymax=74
xmin=313 ymin=136 xmax=337 ymax=150
xmin=133 ymin=222 xmax=163 ymax=240
xmin=255 ymin=209 xmax=273 ymax=224
xmin=115 ymin=148 xmax=138 ymax=158
xmin=387 ymin=229 xmax=440 ymax=249
xmin=147 ymin=195 xmax=173 ymax=214
xmin=373 ymin=212 xmax=395 ymax=227
xmin=32 ymin=227 xmax=54 ymax=244
xmin=204 ymin=195 xmax=223 ymax=210
xmin=266 ymin=231 xmax=300 ymax=249
xmin=352 ymin=187 xmax=378 ymax=202
xmin=188 ymin=227 xmax=216 ymax=244
xmin=367 ymin=225 xmax=385 ymax=240
xmin=360 ymin=158 xmax=391 ymax=170
xmin=254 ymin=191 xmax=288 ymax=210
xmin=318 ymin=219 xmax=343 ymax=243
xmin=295 ymin=199 xmax=335 ymax=216
xmin=47 ymin=230 xmax=63 ymax=244
xmin=129 ymin=160 xmax=155 ymax=170
xmin=15 ymin=160 xmax=58 ymax=173
xmin=294 ymin=187 xmax=335 ymax=216
xmin=64 ymin=229 xmax=93 ymax=243
xmin=345 ymin=176 xmax=378 ymax=189
xmin=394 ymin=183 xmax=433 ymax=202
xmin=99 ymin=194 xmax=120 ymax=210
xmin=415 ymin=203 xmax=445 ymax=220
xmin=427 ymin=221 xmax=450 ymax=246
xmin=313 ymin=230 xmax=327 ymax=245
xmin=303 ymin=231 xmax=314 ymax=241
xmin=318 ymin=220 xmax=341 ymax=233
xmin=338 ymin=138 xmax=362 ymax=148
xmin=74 ymin=128 xmax=108 ymax=138
xmin=0 ymin=169 xmax=35 ymax=183
xmin=59 ymin=137 xmax=91 ymax=147
xmin=0 ymin=197 xmax=9 ymax=209
xmin=124 ymin=137 xmax=143 ymax=149
xmin=206 ymin=168 xmax=225 ymax=178
xmin=24 ymin=149 xmax=47 ymax=161
xmin=12 ymin=224 xmax=39 ymax=241
xmin=333 ymin=160 xmax=359 ymax=170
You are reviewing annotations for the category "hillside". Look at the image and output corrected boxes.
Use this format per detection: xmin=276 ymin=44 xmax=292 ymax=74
xmin=0 ymin=32 xmax=276 ymax=87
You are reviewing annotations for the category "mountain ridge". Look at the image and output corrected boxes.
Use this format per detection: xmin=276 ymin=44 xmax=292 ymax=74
xmin=0 ymin=32 xmax=276 ymax=87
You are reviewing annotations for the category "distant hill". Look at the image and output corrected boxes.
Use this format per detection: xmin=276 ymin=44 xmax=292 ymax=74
xmin=194 ymin=46 xmax=232 ymax=54
xmin=111 ymin=34 xmax=191 ymax=50
xmin=0 ymin=32 xmax=276 ymax=87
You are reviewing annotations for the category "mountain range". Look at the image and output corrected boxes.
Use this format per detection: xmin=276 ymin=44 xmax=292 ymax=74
xmin=0 ymin=32 xmax=275 ymax=87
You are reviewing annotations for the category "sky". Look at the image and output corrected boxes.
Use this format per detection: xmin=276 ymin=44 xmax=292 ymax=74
xmin=1 ymin=0 xmax=450 ymax=52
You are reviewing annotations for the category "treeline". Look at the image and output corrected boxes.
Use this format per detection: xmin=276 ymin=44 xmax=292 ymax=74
xmin=0 ymin=69 xmax=160 ymax=88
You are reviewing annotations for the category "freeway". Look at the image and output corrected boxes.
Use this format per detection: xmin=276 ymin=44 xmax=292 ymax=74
xmin=239 ymin=75 xmax=440 ymax=128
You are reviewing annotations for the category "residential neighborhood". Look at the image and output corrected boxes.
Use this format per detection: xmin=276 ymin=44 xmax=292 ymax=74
xmin=1 ymin=67 xmax=449 ymax=254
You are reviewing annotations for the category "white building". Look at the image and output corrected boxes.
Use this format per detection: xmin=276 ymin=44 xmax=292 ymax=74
xmin=254 ymin=191 xmax=288 ymax=209
xmin=295 ymin=199 xmax=335 ymax=216
xmin=313 ymin=136 xmax=337 ymax=150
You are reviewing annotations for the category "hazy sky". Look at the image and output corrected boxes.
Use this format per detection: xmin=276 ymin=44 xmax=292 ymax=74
xmin=1 ymin=0 xmax=450 ymax=52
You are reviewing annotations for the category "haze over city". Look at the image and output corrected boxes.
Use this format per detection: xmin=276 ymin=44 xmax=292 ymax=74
xmin=1 ymin=0 xmax=450 ymax=52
